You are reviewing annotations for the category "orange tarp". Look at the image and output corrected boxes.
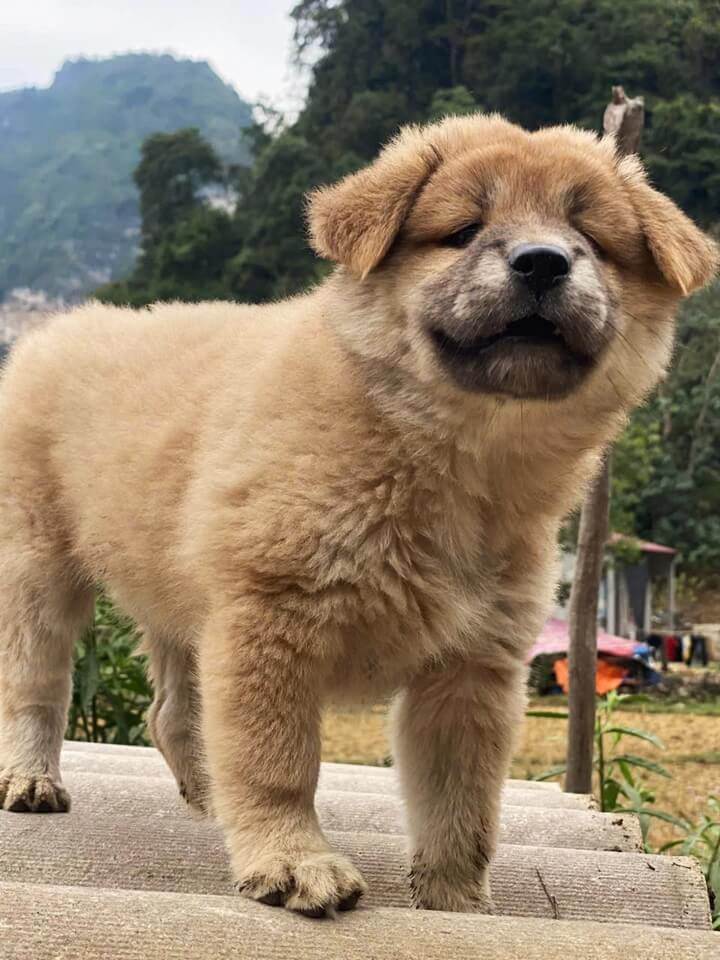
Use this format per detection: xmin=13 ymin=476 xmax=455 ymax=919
xmin=553 ymin=657 xmax=625 ymax=695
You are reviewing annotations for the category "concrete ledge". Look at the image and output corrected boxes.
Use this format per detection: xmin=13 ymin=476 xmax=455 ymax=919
xmin=57 ymin=769 xmax=638 ymax=850
xmin=1 ymin=772 xmax=703 ymax=928
xmin=317 ymin=769 xmax=592 ymax=809
xmin=1 ymin=882 xmax=717 ymax=960
xmin=62 ymin=748 xmax=579 ymax=808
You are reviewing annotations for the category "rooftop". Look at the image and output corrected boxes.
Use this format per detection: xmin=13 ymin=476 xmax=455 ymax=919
xmin=609 ymin=532 xmax=677 ymax=556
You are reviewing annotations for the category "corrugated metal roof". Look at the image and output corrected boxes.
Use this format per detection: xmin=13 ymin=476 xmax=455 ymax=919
xmin=0 ymin=740 xmax=716 ymax=959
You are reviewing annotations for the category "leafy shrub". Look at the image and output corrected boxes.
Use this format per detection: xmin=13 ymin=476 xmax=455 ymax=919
xmin=67 ymin=595 xmax=151 ymax=745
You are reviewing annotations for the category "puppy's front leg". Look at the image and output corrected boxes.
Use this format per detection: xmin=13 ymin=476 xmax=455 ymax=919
xmin=198 ymin=602 xmax=366 ymax=917
xmin=391 ymin=659 xmax=526 ymax=912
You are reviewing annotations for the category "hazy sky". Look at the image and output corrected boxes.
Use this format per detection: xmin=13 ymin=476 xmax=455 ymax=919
xmin=0 ymin=0 xmax=304 ymax=108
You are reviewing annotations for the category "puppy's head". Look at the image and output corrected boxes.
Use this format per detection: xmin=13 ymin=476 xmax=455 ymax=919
xmin=308 ymin=115 xmax=718 ymax=406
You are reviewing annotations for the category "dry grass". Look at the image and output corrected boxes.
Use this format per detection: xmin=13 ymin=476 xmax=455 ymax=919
xmin=321 ymin=703 xmax=720 ymax=847
xmin=322 ymin=705 xmax=393 ymax=767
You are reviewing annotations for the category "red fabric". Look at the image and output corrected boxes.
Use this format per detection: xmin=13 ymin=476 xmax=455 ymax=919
xmin=664 ymin=634 xmax=680 ymax=662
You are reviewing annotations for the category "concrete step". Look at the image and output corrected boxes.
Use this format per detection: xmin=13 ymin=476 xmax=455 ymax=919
xmin=61 ymin=740 xmax=561 ymax=791
xmin=63 ymin=742 xmax=568 ymax=802
xmin=56 ymin=768 xmax=639 ymax=850
xmin=0 ymin=779 xmax=706 ymax=928
xmin=1 ymin=882 xmax=716 ymax=960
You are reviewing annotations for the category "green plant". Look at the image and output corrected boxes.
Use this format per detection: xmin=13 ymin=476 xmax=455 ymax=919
xmin=67 ymin=595 xmax=152 ymax=745
xmin=659 ymin=798 xmax=720 ymax=930
xmin=529 ymin=692 xmax=720 ymax=925
xmin=595 ymin=692 xmax=671 ymax=821
xmin=530 ymin=692 xmax=669 ymax=825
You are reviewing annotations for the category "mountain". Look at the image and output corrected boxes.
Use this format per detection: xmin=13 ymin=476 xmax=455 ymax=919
xmin=0 ymin=53 xmax=253 ymax=300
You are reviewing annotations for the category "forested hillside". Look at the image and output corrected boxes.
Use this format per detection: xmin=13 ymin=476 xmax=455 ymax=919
xmin=0 ymin=53 xmax=252 ymax=299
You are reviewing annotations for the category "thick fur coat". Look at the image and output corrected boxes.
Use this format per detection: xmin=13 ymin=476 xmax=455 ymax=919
xmin=0 ymin=115 xmax=716 ymax=916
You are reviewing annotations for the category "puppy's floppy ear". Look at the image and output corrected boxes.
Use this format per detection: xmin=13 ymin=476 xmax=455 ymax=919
xmin=619 ymin=155 xmax=719 ymax=295
xmin=307 ymin=126 xmax=441 ymax=277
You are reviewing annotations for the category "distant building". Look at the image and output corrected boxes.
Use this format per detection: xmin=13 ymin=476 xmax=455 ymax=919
xmin=555 ymin=534 xmax=677 ymax=640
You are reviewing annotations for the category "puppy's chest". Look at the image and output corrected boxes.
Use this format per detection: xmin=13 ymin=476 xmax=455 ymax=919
xmin=321 ymin=495 xmax=507 ymax=694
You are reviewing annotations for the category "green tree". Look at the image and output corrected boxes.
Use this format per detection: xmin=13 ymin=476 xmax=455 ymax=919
xmin=611 ymin=408 xmax=663 ymax=538
xmin=98 ymin=0 xmax=720 ymax=579
xmin=134 ymin=128 xmax=223 ymax=245
xmin=225 ymin=129 xmax=328 ymax=302
xmin=646 ymin=95 xmax=720 ymax=222
xmin=289 ymin=0 xmax=720 ymax=223
xmin=151 ymin=206 xmax=238 ymax=301
xmin=108 ymin=1 xmax=720 ymax=303
xmin=428 ymin=86 xmax=481 ymax=121
xmin=96 ymin=129 xmax=236 ymax=306
xmin=634 ymin=282 xmax=720 ymax=571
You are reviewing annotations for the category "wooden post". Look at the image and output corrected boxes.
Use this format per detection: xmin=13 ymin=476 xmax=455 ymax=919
xmin=565 ymin=456 xmax=611 ymax=793
xmin=668 ymin=557 xmax=676 ymax=632
xmin=565 ymin=87 xmax=644 ymax=795
xmin=606 ymin=563 xmax=616 ymax=636
xmin=602 ymin=86 xmax=645 ymax=156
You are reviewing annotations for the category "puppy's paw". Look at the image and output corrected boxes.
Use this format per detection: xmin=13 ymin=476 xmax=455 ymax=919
xmin=409 ymin=859 xmax=493 ymax=913
xmin=235 ymin=849 xmax=367 ymax=918
xmin=0 ymin=770 xmax=71 ymax=813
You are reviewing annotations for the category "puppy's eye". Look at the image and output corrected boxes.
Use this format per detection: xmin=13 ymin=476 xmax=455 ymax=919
xmin=582 ymin=231 xmax=606 ymax=259
xmin=441 ymin=223 xmax=482 ymax=248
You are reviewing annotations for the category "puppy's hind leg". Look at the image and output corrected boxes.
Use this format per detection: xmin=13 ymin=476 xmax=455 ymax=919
xmin=145 ymin=636 xmax=209 ymax=814
xmin=0 ymin=553 xmax=94 ymax=814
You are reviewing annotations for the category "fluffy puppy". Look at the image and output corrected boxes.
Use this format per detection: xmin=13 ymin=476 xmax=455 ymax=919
xmin=0 ymin=114 xmax=716 ymax=917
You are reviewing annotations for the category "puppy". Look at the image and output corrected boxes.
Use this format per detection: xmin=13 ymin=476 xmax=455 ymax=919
xmin=0 ymin=114 xmax=716 ymax=917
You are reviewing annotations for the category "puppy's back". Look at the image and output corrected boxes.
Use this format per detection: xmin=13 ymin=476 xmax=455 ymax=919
xmin=0 ymin=300 xmax=303 ymax=607
xmin=0 ymin=298 xmax=315 ymax=455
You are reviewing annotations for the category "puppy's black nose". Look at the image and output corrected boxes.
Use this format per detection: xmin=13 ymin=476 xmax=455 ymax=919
xmin=509 ymin=244 xmax=571 ymax=297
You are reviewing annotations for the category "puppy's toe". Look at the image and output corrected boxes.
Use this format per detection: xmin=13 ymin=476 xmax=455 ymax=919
xmin=285 ymin=852 xmax=367 ymax=917
xmin=235 ymin=858 xmax=293 ymax=907
xmin=410 ymin=859 xmax=493 ymax=913
xmin=235 ymin=850 xmax=367 ymax=918
xmin=0 ymin=771 xmax=71 ymax=813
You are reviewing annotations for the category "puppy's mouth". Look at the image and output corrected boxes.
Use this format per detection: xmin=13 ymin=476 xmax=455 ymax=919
xmin=431 ymin=314 xmax=565 ymax=357
xmin=430 ymin=312 xmax=597 ymax=399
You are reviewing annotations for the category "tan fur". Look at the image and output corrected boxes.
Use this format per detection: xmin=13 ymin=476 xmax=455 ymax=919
xmin=0 ymin=114 xmax=716 ymax=916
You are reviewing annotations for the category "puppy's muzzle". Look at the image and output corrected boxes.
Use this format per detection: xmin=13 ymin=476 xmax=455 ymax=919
xmin=427 ymin=237 xmax=610 ymax=399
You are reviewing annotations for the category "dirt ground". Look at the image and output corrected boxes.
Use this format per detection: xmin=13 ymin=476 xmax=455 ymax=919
xmin=321 ymin=703 xmax=720 ymax=848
